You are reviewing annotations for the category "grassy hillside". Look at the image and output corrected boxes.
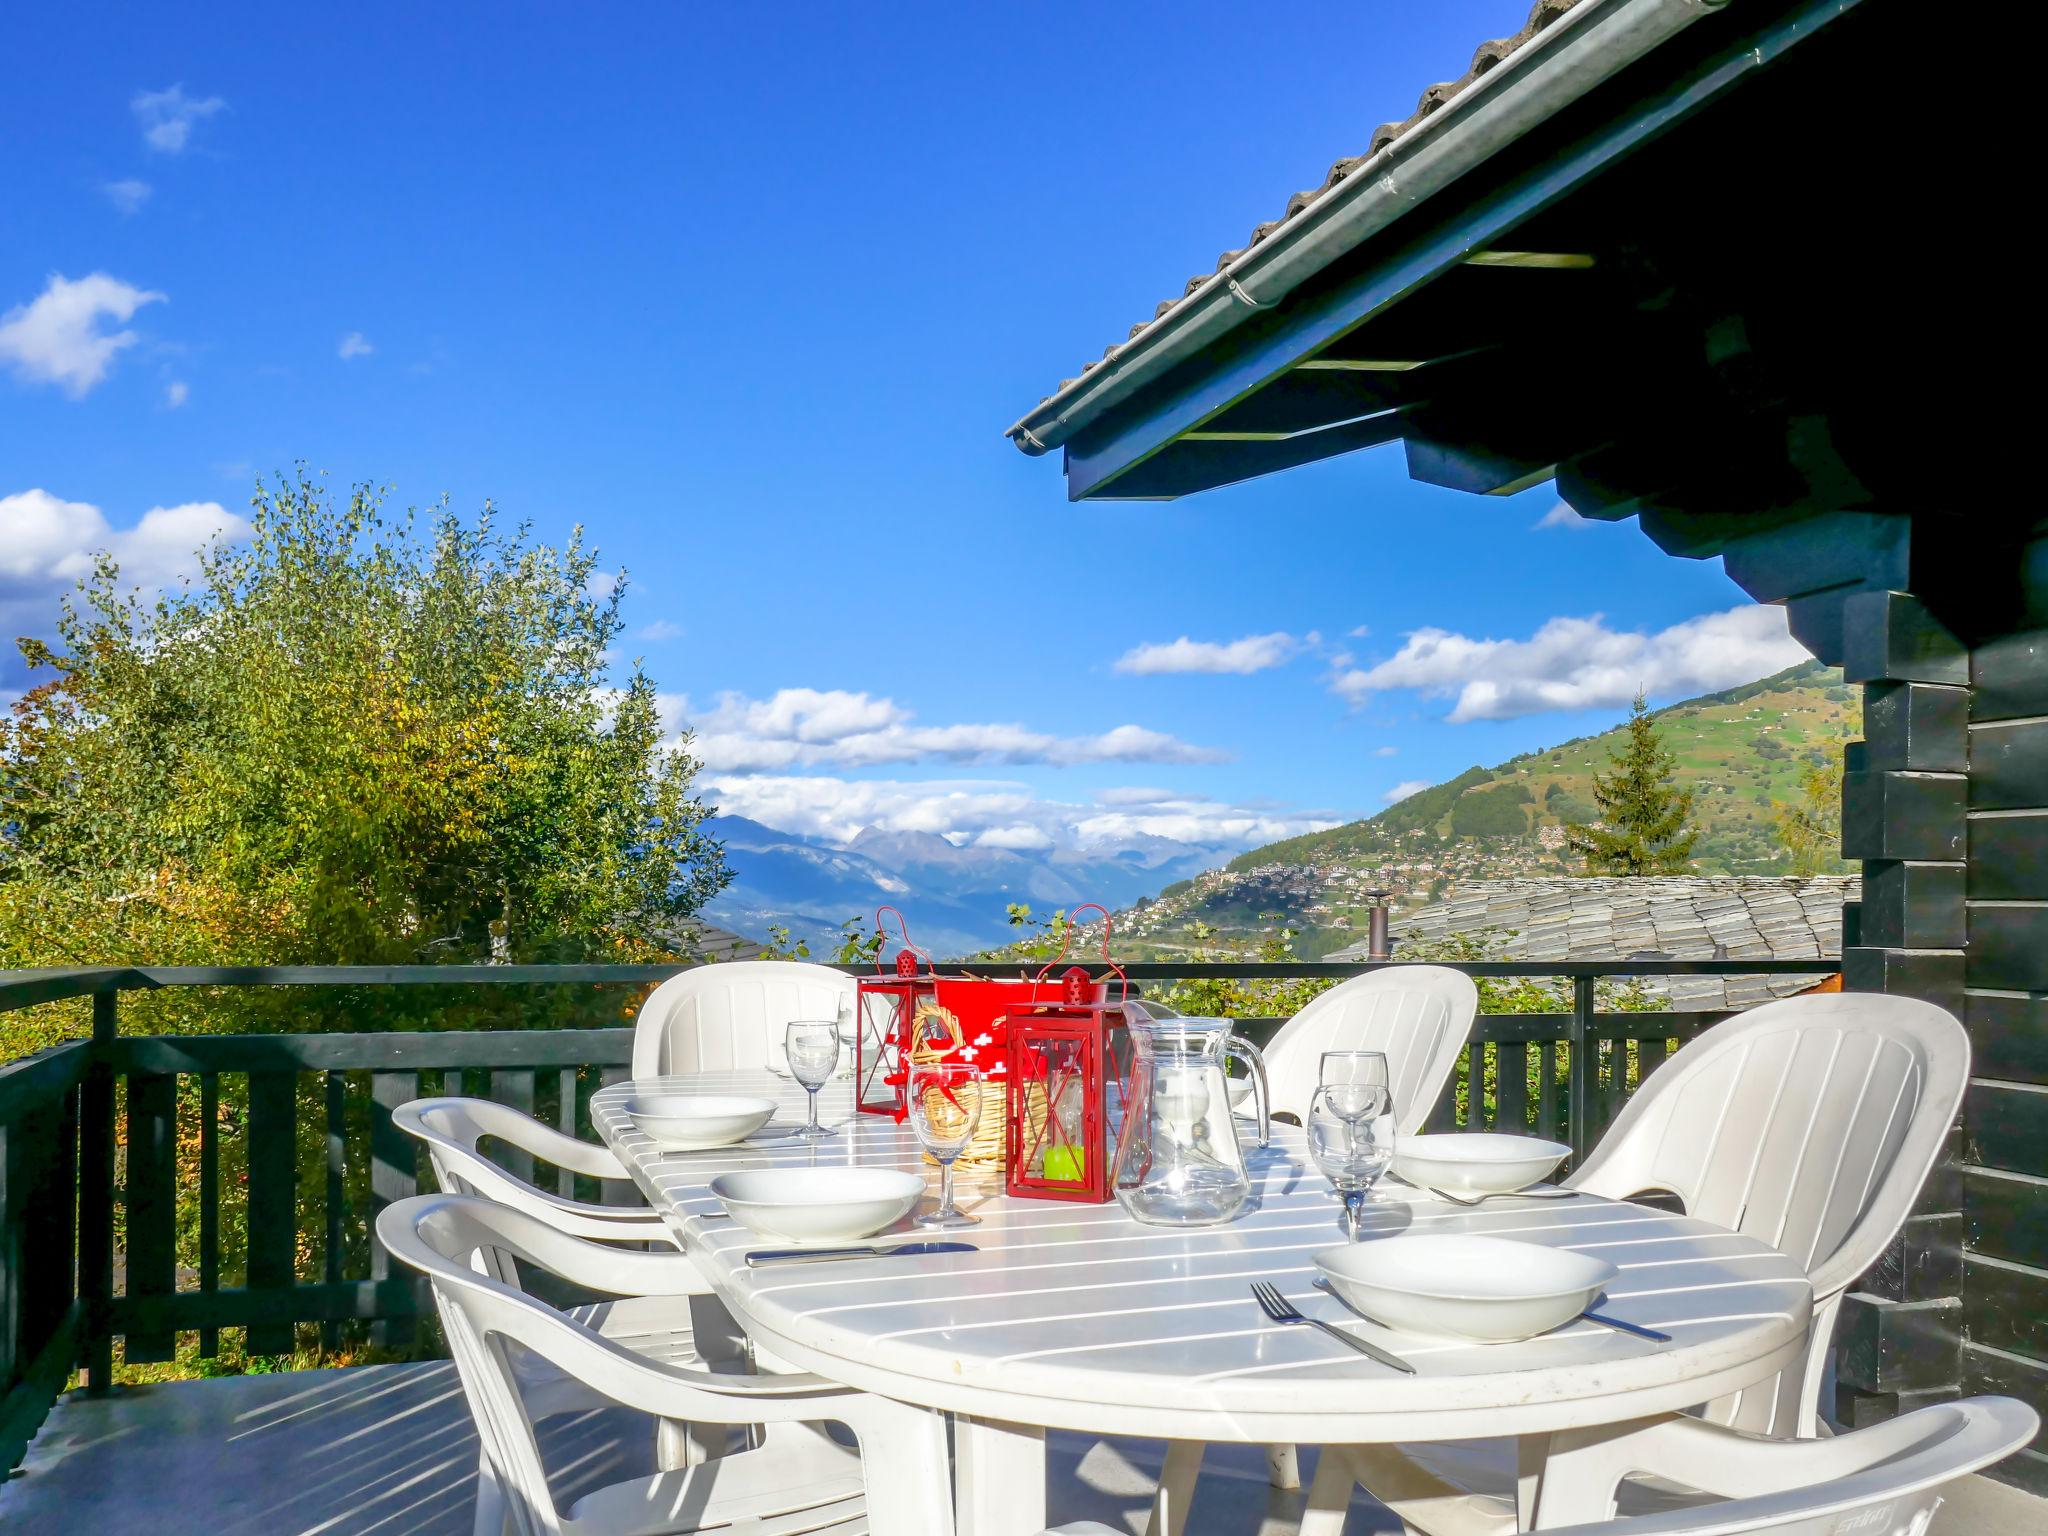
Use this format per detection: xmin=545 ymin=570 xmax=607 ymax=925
xmin=1119 ymin=660 xmax=1857 ymax=959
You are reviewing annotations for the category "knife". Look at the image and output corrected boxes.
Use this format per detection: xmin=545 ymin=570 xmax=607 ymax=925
xmin=745 ymin=1241 xmax=978 ymax=1267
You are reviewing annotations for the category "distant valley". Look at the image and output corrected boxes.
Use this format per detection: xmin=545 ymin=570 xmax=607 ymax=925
xmin=701 ymin=660 xmax=1858 ymax=961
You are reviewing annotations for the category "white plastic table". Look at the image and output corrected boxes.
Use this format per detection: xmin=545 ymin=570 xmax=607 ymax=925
xmin=594 ymin=1074 xmax=1813 ymax=1534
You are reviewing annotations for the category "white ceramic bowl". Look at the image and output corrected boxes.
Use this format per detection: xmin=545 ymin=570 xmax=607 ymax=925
xmin=1391 ymin=1132 xmax=1570 ymax=1196
xmin=1315 ymin=1234 xmax=1617 ymax=1343
xmin=626 ymin=1093 xmax=777 ymax=1151
xmin=709 ymin=1166 xmax=926 ymax=1242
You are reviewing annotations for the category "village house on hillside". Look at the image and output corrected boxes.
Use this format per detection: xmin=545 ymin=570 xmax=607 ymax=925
xmin=1335 ymin=876 xmax=1855 ymax=1011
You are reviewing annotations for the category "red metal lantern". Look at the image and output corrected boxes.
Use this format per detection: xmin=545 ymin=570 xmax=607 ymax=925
xmin=855 ymin=907 xmax=930 ymax=1116
xmin=1005 ymin=907 xmax=1130 ymax=1203
xmin=854 ymin=908 xmax=1103 ymax=1122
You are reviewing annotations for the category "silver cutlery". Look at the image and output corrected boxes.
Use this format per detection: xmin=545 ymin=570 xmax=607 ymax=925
xmin=1578 ymin=1310 xmax=1671 ymax=1342
xmin=1425 ymin=1186 xmax=1578 ymax=1206
xmin=654 ymin=1128 xmax=803 ymax=1158
xmin=1253 ymin=1281 xmax=1416 ymax=1374
xmin=745 ymin=1241 xmax=978 ymax=1267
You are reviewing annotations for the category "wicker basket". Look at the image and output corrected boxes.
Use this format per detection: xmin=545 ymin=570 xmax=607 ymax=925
xmin=908 ymin=1002 xmax=1045 ymax=1173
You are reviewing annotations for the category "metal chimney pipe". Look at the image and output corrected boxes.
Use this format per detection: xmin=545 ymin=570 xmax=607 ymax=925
xmin=1366 ymin=890 xmax=1393 ymax=962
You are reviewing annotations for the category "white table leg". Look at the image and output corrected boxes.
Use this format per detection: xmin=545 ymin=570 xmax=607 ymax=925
xmin=955 ymin=1416 xmax=1047 ymax=1536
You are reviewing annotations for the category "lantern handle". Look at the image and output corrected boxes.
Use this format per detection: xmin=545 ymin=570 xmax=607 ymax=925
xmin=1033 ymin=902 xmax=1127 ymax=1005
xmin=873 ymin=906 xmax=929 ymax=976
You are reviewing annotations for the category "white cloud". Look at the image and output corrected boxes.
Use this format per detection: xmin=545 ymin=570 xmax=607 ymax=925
xmin=132 ymin=84 xmax=225 ymax=153
xmin=1093 ymin=786 xmax=1194 ymax=807
xmin=1383 ymin=780 xmax=1431 ymax=803
xmin=1330 ymin=604 xmax=1809 ymax=723
xmin=1347 ymin=624 xmax=1371 ymax=638
xmin=1535 ymin=502 xmax=1592 ymax=531
xmin=708 ymin=773 xmax=1332 ymax=853
xmin=1373 ymin=745 xmax=1399 ymax=758
xmin=102 ymin=179 xmax=152 ymax=215
xmin=337 ymin=331 xmax=374 ymax=360
xmin=1115 ymin=631 xmax=1299 ymax=676
xmin=163 ymin=379 xmax=189 ymax=409
xmin=0 ymin=273 xmax=166 ymax=397
xmin=684 ymin=688 xmax=1226 ymax=772
xmin=0 ymin=491 xmax=249 ymax=677
xmin=637 ymin=619 xmax=683 ymax=642
xmin=974 ymin=824 xmax=1056 ymax=852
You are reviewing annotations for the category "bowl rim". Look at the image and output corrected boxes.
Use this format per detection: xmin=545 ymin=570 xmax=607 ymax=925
xmin=1312 ymin=1234 xmax=1616 ymax=1305
xmin=1391 ymin=1132 xmax=1571 ymax=1164
xmin=626 ymin=1093 xmax=778 ymax=1119
xmin=709 ymin=1166 xmax=926 ymax=1207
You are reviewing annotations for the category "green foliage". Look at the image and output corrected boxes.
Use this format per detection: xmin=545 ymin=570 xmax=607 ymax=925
xmin=1156 ymin=917 xmax=1334 ymax=1021
xmin=0 ymin=472 xmax=733 ymax=1368
xmin=1564 ymin=692 xmax=1700 ymax=875
xmin=830 ymin=916 xmax=888 ymax=967
xmin=754 ymin=925 xmax=811 ymax=960
xmin=1449 ymin=785 xmax=1532 ymax=838
xmin=1000 ymin=903 xmax=1073 ymax=961
xmin=1773 ymin=756 xmax=1848 ymax=875
xmin=1373 ymin=765 xmax=1492 ymax=836
xmin=1 ymin=471 xmax=729 ymax=1026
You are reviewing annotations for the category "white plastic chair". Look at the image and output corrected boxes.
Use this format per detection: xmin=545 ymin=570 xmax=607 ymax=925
xmin=1050 ymin=1396 xmax=2037 ymax=1536
xmin=1261 ymin=965 xmax=1480 ymax=1129
xmin=1319 ymin=990 xmax=1973 ymax=1536
xmin=378 ymin=1191 xmax=957 ymax=1536
xmin=395 ymin=1096 xmax=670 ymax=1252
xmin=631 ymin=960 xmax=857 ymax=1078
xmin=395 ymin=1097 xmax=732 ymax=1497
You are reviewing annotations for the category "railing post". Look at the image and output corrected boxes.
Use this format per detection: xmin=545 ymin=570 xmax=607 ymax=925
xmin=1569 ymin=973 xmax=1595 ymax=1168
xmin=77 ymin=989 xmax=117 ymax=1392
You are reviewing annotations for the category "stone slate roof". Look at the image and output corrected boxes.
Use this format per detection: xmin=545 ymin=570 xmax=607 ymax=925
xmin=1050 ymin=0 xmax=1586 ymax=395
xmin=672 ymin=922 xmax=767 ymax=964
xmin=1332 ymin=876 xmax=1855 ymax=1012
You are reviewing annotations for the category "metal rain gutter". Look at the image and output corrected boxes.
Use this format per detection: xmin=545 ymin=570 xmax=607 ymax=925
xmin=1005 ymin=0 xmax=1726 ymax=456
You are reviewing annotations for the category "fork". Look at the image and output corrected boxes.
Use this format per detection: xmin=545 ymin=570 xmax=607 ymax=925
xmin=1426 ymin=1186 xmax=1578 ymax=1206
xmin=1249 ymin=1281 xmax=1416 ymax=1374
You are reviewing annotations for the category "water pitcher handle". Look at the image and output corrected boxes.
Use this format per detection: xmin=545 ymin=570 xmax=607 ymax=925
xmin=1224 ymin=1035 xmax=1271 ymax=1148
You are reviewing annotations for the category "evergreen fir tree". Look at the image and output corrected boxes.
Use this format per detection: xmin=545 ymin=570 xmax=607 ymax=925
xmin=1564 ymin=692 xmax=1699 ymax=874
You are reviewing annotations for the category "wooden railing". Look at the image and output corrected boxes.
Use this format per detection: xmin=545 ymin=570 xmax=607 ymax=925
xmin=0 ymin=956 xmax=1838 ymax=1472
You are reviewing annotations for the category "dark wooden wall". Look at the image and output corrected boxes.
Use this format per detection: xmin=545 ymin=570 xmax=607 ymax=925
xmin=1684 ymin=511 xmax=2048 ymax=1492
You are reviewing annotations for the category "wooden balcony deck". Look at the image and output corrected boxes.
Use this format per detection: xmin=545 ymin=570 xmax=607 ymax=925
xmin=3 ymin=1363 xmax=2042 ymax=1536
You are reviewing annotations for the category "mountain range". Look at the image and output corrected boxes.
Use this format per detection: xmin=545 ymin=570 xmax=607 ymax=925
xmin=700 ymin=660 xmax=1857 ymax=961
xmin=698 ymin=816 xmax=1216 ymax=958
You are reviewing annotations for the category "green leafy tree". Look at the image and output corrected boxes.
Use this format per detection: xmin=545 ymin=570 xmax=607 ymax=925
xmin=1564 ymin=692 xmax=1699 ymax=874
xmin=0 ymin=474 xmax=731 ymax=1371
xmin=1772 ymin=757 xmax=1847 ymax=875
xmin=2 ymin=472 xmax=727 ymax=1005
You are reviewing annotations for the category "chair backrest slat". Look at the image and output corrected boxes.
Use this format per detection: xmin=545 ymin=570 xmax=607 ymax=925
xmin=632 ymin=961 xmax=858 ymax=1079
xmin=1261 ymin=966 xmax=1480 ymax=1130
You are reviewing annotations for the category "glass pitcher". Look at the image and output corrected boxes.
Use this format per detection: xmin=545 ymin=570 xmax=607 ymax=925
xmin=1111 ymin=1015 xmax=1271 ymax=1226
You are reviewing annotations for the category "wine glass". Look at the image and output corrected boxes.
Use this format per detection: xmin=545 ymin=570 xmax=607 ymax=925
xmin=1320 ymin=1049 xmax=1393 ymax=1122
xmin=1308 ymin=1082 xmax=1394 ymax=1238
xmin=785 ymin=1020 xmax=840 ymax=1138
xmin=908 ymin=1060 xmax=983 ymax=1228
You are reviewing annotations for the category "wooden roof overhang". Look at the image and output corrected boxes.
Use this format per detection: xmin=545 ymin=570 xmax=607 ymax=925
xmin=1009 ymin=0 xmax=2011 ymax=644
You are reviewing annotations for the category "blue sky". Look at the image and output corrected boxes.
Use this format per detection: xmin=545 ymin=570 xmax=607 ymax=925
xmin=1 ymin=2 xmax=1804 ymax=857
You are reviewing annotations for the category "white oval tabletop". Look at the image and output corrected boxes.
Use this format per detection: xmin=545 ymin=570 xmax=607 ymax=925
xmin=593 ymin=1072 xmax=1813 ymax=1449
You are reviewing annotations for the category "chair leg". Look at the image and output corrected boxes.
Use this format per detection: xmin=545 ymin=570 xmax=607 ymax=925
xmin=1147 ymin=1441 xmax=1204 ymax=1536
xmin=472 ymin=1452 xmax=507 ymax=1536
xmin=1300 ymin=1445 xmax=1356 ymax=1536
xmin=1267 ymin=1442 xmax=1302 ymax=1489
xmin=860 ymin=1402 xmax=957 ymax=1536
